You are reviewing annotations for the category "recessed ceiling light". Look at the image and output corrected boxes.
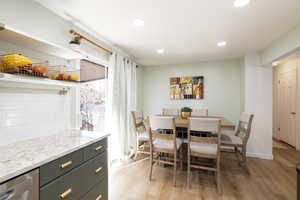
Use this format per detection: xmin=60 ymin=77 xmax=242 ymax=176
xmin=234 ymin=0 xmax=250 ymax=7
xmin=217 ymin=41 xmax=227 ymax=47
xmin=156 ymin=49 xmax=165 ymax=54
xmin=133 ymin=19 xmax=144 ymax=26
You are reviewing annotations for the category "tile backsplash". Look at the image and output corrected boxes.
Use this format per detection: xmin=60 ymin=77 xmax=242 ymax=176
xmin=0 ymin=86 xmax=73 ymax=146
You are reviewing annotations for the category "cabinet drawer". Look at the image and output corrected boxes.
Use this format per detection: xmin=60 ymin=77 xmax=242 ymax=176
xmin=81 ymin=152 xmax=108 ymax=193
xmin=40 ymin=152 xmax=107 ymax=200
xmin=40 ymin=165 xmax=84 ymax=200
xmin=81 ymin=179 xmax=108 ymax=200
xmin=40 ymin=149 xmax=83 ymax=186
xmin=84 ymin=138 xmax=107 ymax=161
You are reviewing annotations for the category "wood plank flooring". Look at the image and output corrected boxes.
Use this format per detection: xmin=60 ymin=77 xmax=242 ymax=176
xmin=109 ymin=143 xmax=300 ymax=200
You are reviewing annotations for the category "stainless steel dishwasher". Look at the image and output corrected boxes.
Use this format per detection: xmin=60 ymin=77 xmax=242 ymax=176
xmin=0 ymin=169 xmax=39 ymax=200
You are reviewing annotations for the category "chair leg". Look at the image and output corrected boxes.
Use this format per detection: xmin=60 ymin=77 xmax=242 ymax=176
xmin=216 ymin=157 xmax=222 ymax=194
xmin=216 ymin=171 xmax=221 ymax=194
xmin=173 ymin=152 xmax=177 ymax=187
xmin=157 ymin=152 xmax=161 ymax=166
xmin=187 ymin=147 xmax=191 ymax=188
xmin=149 ymin=151 xmax=153 ymax=181
xmin=134 ymin=140 xmax=140 ymax=160
xmin=180 ymin=146 xmax=183 ymax=169
xmin=234 ymin=146 xmax=241 ymax=165
xmin=241 ymin=147 xmax=247 ymax=164
xmin=134 ymin=151 xmax=139 ymax=160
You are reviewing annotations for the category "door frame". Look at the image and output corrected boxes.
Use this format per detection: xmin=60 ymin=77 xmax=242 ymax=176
xmin=273 ymin=59 xmax=300 ymax=150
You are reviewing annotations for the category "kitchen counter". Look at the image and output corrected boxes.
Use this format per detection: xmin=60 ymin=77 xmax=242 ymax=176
xmin=0 ymin=130 xmax=110 ymax=183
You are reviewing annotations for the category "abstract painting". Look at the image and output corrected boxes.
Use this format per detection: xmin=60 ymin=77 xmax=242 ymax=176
xmin=170 ymin=76 xmax=204 ymax=100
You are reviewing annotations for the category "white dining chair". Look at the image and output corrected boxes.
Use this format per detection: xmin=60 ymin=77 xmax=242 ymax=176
xmin=148 ymin=116 xmax=183 ymax=186
xmin=131 ymin=111 xmax=150 ymax=160
xmin=187 ymin=118 xmax=222 ymax=193
xmin=162 ymin=108 xmax=180 ymax=116
xmin=221 ymin=112 xmax=254 ymax=165
xmin=191 ymin=108 xmax=208 ymax=117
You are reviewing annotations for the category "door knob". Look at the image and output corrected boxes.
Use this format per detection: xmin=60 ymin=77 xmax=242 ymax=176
xmin=290 ymin=112 xmax=296 ymax=115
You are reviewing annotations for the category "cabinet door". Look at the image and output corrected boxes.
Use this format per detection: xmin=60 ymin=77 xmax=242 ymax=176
xmin=80 ymin=152 xmax=108 ymax=193
xmin=84 ymin=138 xmax=107 ymax=161
xmin=81 ymin=179 xmax=108 ymax=200
xmin=40 ymin=149 xmax=83 ymax=186
xmin=40 ymin=152 xmax=107 ymax=200
xmin=40 ymin=165 xmax=84 ymax=200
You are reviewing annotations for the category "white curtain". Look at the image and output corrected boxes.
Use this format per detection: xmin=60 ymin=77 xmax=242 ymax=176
xmin=106 ymin=52 xmax=137 ymax=161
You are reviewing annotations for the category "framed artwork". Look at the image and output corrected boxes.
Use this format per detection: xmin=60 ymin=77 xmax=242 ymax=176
xmin=170 ymin=76 xmax=204 ymax=100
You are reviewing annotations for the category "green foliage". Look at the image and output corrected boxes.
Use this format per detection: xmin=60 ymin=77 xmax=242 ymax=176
xmin=181 ymin=107 xmax=192 ymax=112
xmin=69 ymin=38 xmax=81 ymax=45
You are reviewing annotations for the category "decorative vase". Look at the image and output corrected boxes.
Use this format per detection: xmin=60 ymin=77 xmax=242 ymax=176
xmin=181 ymin=112 xmax=191 ymax=119
xmin=69 ymin=43 xmax=80 ymax=51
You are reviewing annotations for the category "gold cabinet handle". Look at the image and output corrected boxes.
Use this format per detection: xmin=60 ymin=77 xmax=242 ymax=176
xmin=59 ymin=188 xmax=72 ymax=199
xmin=60 ymin=160 xmax=73 ymax=169
xmin=95 ymin=146 xmax=103 ymax=151
xmin=95 ymin=167 xmax=103 ymax=174
xmin=96 ymin=194 xmax=102 ymax=200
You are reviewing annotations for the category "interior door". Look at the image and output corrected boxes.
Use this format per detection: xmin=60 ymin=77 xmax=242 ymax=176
xmin=278 ymin=69 xmax=297 ymax=146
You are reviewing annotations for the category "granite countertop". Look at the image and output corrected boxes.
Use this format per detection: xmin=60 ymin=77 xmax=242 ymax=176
xmin=0 ymin=130 xmax=110 ymax=183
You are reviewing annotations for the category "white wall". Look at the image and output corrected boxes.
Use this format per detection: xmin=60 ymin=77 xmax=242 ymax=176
xmin=244 ymin=53 xmax=273 ymax=159
xmin=141 ymin=59 xmax=243 ymax=122
xmin=261 ymin=23 xmax=300 ymax=65
xmin=0 ymin=82 xmax=75 ymax=146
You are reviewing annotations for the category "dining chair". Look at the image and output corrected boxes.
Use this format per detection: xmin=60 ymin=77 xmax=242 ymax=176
xmin=187 ymin=118 xmax=222 ymax=193
xmin=221 ymin=113 xmax=254 ymax=165
xmin=162 ymin=108 xmax=180 ymax=116
xmin=191 ymin=108 xmax=208 ymax=117
xmin=148 ymin=116 xmax=183 ymax=186
xmin=131 ymin=111 xmax=150 ymax=160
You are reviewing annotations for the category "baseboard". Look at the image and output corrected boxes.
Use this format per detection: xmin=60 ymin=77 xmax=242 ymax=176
xmin=246 ymin=152 xmax=274 ymax=160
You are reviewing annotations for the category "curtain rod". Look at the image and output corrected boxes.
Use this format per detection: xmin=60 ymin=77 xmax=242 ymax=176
xmin=69 ymin=29 xmax=113 ymax=55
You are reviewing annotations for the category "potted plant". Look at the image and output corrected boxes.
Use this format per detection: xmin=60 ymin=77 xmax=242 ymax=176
xmin=181 ymin=107 xmax=192 ymax=119
xmin=69 ymin=36 xmax=81 ymax=51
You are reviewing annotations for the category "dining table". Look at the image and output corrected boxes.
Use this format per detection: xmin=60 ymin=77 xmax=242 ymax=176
xmin=174 ymin=116 xmax=236 ymax=130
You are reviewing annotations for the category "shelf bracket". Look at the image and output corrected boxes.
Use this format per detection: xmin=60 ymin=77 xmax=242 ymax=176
xmin=59 ymin=87 xmax=69 ymax=95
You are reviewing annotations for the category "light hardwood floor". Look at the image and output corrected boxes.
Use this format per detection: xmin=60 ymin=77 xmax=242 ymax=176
xmin=110 ymin=142 xmax=300 ymax=200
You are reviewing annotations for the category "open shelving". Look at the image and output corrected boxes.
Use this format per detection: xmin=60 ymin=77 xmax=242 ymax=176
xmin=0 ymin=72 xmax=78 ymax=87
xmin=0 ymin=23 xmax=84 ymax=60
xmin=0 ymin=23 xmax=82 ymax=88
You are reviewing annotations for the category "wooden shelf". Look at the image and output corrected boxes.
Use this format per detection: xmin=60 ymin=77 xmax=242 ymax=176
xmin=0 ymin=73 xmax=79 ymax=88
xmin=0 ymin=24 xmax=84 ymax=60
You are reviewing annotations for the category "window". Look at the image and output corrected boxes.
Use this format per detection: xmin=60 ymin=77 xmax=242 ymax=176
xmin=80 ymin=78 xmax=106 ymax=131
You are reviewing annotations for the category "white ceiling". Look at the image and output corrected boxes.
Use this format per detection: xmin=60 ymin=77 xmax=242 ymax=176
xmin=35 ymin=0 xmax=300 ymax=66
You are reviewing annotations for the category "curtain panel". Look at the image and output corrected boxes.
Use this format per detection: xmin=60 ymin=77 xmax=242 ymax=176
xmin=106 ymin=52 xmax=137 ymax=161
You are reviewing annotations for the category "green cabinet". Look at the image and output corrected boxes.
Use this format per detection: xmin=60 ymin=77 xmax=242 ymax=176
xmin=40 ymin=164 xmax=84 ymax=200
xmin=81 ymin=179 xmax=108 ymax=200
xmin=83 ymin=138 xmax=107 ymax=161
xmin=39 ymin=137 xmax=108 ymax=200
xmin=40 ymin=149 xmax=84 ymax=186
xmin=80 ymin=152 xmax=107 ymax=194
